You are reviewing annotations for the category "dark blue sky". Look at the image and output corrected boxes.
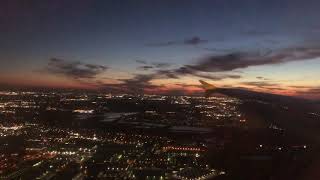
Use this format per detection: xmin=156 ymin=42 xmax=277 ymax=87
xmin=1 ymin=0 xmax=320 ymax=97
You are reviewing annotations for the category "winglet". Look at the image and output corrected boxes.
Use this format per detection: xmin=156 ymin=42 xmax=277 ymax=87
xmin=199 ymin=80 xmax=216 ymax=90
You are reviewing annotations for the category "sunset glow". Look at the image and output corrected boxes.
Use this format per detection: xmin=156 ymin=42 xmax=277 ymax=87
xmin=1 ymin=1 xmax=320 ymax=99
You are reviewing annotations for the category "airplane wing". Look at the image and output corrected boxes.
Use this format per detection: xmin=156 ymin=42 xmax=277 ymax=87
xmin=199 ymin=80 xmax=216 ymax=90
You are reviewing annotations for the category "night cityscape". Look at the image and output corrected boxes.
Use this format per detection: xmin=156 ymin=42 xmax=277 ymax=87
xmin=0 ymin=91 xmax=317 ymax=179
xmin=1 ymin=1 xmax=320 ymax=179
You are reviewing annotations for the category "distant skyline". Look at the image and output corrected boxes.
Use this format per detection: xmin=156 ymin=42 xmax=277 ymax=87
xmin=1 ymin=0 xmax=320 ymax=98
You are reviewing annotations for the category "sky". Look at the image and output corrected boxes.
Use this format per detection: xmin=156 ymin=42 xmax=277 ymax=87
xmin=1 ymin=0 xmax=320 ymax=98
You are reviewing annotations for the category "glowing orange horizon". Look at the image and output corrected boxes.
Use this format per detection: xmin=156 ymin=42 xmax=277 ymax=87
xmin=0 ymin=72 xmax=319 ymax=99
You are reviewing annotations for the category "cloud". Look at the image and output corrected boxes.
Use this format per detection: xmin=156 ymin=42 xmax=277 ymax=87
xmin=303 ymin=88 xmax=320 ymax=95
xmin=136 ymin=60 xmax=172 ymax=70
xmin=242 ymin=30 xmax=272 ymax=37
xmin=138 ymin=65 xmax=154 ymax=70
xmin=101 ymin=70 xmax=239 ymax=95
xmin=44 ymin=58 xmax=108 ymax=79
xmin=189 ymin=73 xmax=241 ymax=81
xmin=174 ymin=83 xmax=202 ymax=88
xmin=104 ymin=44 xmax=320 ymax=94
xmin=147 ymin=41 xmax=176 ymax=47
xmin=147 ymin=36 xmax=208 ymax=47
xmin=239 ymin=81 xmax=288 ymax=92
xmin=101 ymin=74 xmax=164 ymax=94
xmin=155 ymin=65 xmax=242 ymax=81
xmin=99 ymin=62 xmax=237 ymax=94
xmin=155 ymin=68 xmax=241 ymax=81
xmin=152 ymin=62 xmax=172 ymax=68
xmin=104 ymin=45 xmax=320 ymax=95
xmin=242 ymin=81 xmax=278 ymax=87
xmin=102 ymin=73 xmax=204 ymax=95
xmin=121 ymin=74 xmax=155 ymax=86
xmin=183 ymin=47 xmax=320 ymax=72
xmin=203 ymin=47 xmax=236 ymax=53
xmin=157 ymin=70 xmax=180 ymax=79
xmin=264 ymin=87 xmax=286 ymax=91
xmin=183 ymin=36 xmax=208 ymax=45
xmin=289 ymin=85 xmax=310 ymax=89
xmin=291 ymin=85 xmax=320 ymax=94
xmin=241 ymin=81 xmax=281 ymax=90
xmin=135 ymin=59 xmax=148 ymax=64
xmin=256 ymin=76 xmax=270 ymax=80
xmin=294 ymin=87 xmax=320 ymax=98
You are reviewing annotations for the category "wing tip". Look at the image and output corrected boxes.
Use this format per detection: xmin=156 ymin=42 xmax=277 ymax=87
xmin=199 ymin=80 xmax=216 ymax=90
